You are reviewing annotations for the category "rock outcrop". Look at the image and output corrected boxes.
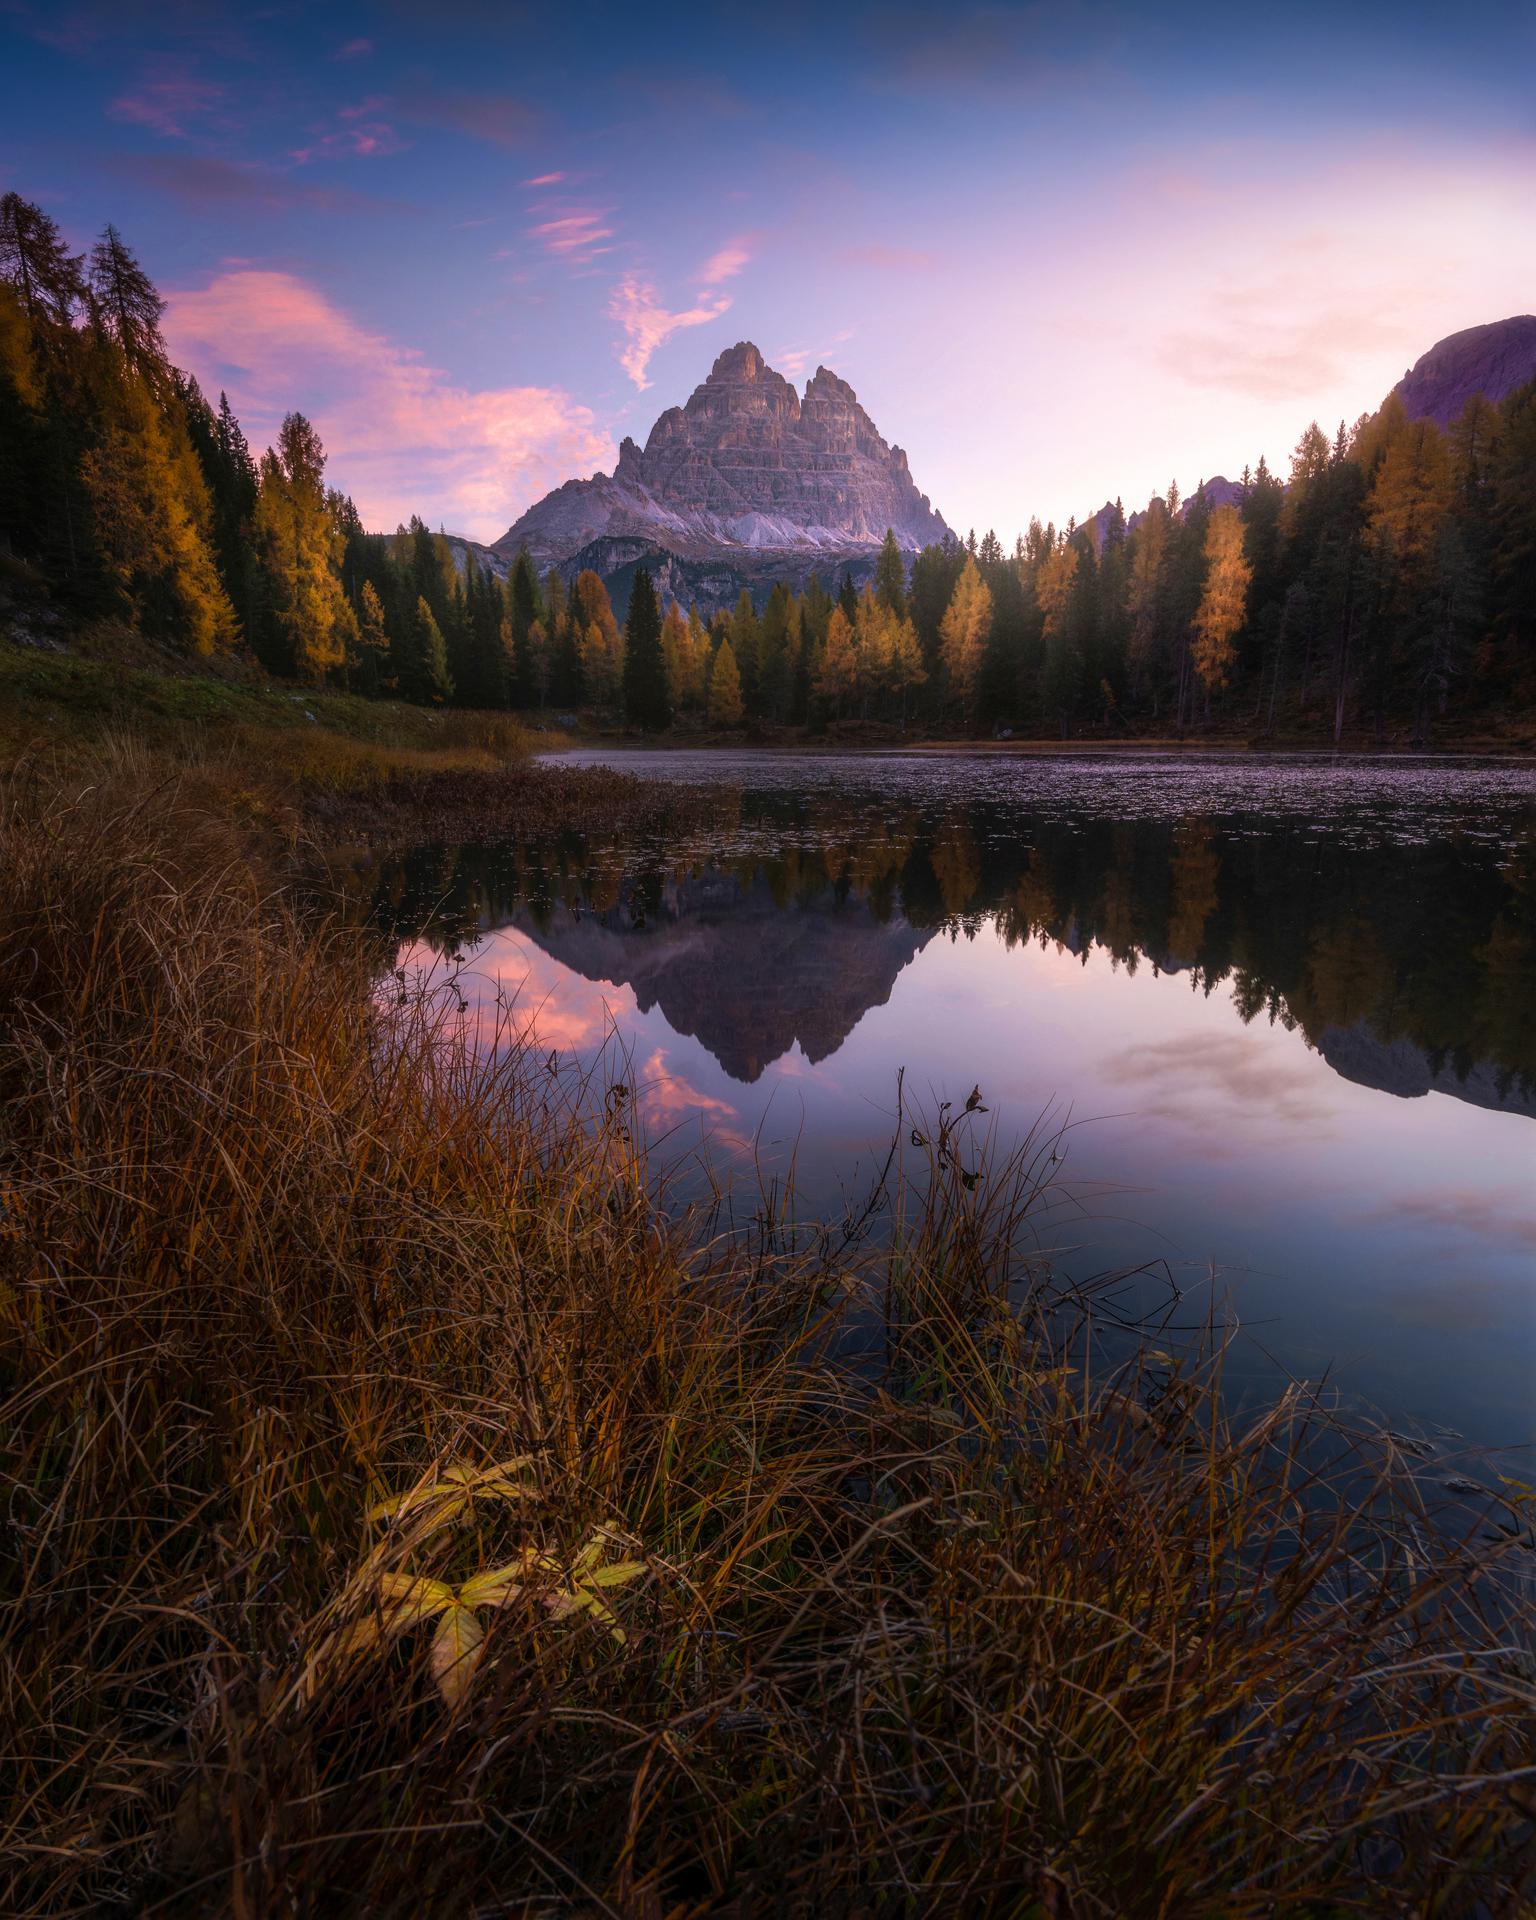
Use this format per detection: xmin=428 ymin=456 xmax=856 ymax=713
xmin=492 ymin=342 xmax=949 ymax=575
xmin=1394 ymin=315 xmax=1536 ymax=427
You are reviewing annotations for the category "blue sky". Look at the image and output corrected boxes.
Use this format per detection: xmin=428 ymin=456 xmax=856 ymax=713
xmin=3 ymin=0 xmax=1533 ymax=539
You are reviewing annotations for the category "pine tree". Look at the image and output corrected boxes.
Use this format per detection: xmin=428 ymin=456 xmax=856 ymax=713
xmin=507 ymin=550 xmax=540 ymax=706
xmin=729 ymin=588 xmax=761 ymax=715
xmin=622 ymin=568 xmax=670 ymax=729
xmin=874 ymin=528 xmax=907 ymax=615
xmin=412 ymin=595 xmax=453 ymax=704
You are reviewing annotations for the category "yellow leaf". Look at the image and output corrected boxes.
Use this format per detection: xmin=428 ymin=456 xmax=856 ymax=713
xmin=373 ymin=1571 xmax=456 ymax=1629
xmin=430 ymin=1604 xmax=485 ymax=1708
xmin=460 ymin=1549 xmax=548 ymax=1609
xmin=585 ymin=1559 xmax=647 ymax=1589
xmin=567 ymin=1588 xmax=627 ymax=1644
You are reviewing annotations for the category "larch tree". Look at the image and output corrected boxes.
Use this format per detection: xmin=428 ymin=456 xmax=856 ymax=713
xmin=887 ymin=613 xmax=926 ymax=726
xmin=939 ymin=556 xmax=993 ymax=727
xmin=815 ymin=606 xmax=859 ymax=718
xmin=707 ymin=636 xmax=744 ymax=726
xmin=1191 ymin=504 xmax=1252 ymax=699
xmin=87 ymin=225 xmax=167 ymax=386
xmin=252 ymin=412 xmax=352 ymax=682
xmin=81 ymin=355 xmax=237 ymax=655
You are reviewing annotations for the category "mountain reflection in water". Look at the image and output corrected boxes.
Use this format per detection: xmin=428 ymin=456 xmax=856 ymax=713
xmin=374 ymin=754 xmax=1536 ymax=1449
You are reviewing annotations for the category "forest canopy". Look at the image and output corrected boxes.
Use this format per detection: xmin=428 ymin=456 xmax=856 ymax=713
xmin=2 ymin=192 xmax=1531 ymax=741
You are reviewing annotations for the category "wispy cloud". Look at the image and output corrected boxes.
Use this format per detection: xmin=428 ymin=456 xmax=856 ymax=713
xmin=335 ymin=37 xmax=373 ymax=60
xmin=161 ymin=269 xmax=613 ymax=540
xmin=292 ymin=103 xmax=405 ymax=164
xmin=609 ymin=273 xmax=733 ymax=389
xmin=523 ymin=170 xmax=566 ymax=186
xmin=527 ymin=206 xmax=616 ymax=262
xmin=698 ymin=240 xmax=752 ymax=286
xmin=109 ymin=60 xmax=225 ymax=139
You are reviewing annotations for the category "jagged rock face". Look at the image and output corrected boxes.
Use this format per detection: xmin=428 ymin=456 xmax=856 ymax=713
xmin=494 ymin=342 xmax=949 ymax=570
xmin=512 ymin=867 xmax=934 ymax=1084
xmin=1394 ymin=315 xmax=1536 ymax=427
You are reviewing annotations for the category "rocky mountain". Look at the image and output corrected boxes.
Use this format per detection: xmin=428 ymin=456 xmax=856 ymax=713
xmin=490 ymin=342 xmax=949 ymax=601
xmin=511 ymin=869 xmax=934 ymax=1084
xmin=1393 ymin=315 xmax=1536 ymax=427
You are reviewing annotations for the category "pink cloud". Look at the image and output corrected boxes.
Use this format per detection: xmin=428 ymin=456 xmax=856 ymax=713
xmin=523 ymin=171 xmax=566 ymax=186
xmin=527 ymin=207 xmax=616 ymax=261
xmin=109 ymin=62 xmax=225 ymax=139
xmin=161 ymin=269 xmax=613 ymax=541
xmin=698 ymin=240 xmax=752 ymax=285
xmin=335 ymin=37 xmax=374 ymax=60
xmin=292 ymin=115 xmax=405 ymax=164
xmin=610 ymin=273 xmax=732 ymax=389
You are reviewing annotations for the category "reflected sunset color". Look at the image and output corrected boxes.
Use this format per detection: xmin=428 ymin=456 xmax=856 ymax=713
xmin=380 ymin=750 xmax=1536 ymax=1450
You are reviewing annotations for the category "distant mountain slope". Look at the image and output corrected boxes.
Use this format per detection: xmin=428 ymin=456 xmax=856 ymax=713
xmin=1393 ymin=315 xmax=1536 ymax=427
xmin=492 ymin=342 xmax=948 ymax=573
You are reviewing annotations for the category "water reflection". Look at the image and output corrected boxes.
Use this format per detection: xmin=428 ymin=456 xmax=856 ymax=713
xmin=371 ymin=758 xmax=1536 ymax=1447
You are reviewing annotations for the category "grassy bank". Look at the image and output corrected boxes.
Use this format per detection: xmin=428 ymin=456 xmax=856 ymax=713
xmin=2 ymin=746 xmax=1533 ymax=1916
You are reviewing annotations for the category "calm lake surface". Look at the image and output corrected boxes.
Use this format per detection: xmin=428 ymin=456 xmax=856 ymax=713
xmin=380 ymin=750 xmax=1536 ymax=1454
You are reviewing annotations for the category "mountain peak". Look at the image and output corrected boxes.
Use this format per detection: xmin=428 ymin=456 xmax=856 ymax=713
xmin=1394 ymin=314 xmax=1536 ymax=427
xmin=495 ymin=340 xmax=949 ymax=573
xmin=707 ymin=340 xmax=767 ymax=381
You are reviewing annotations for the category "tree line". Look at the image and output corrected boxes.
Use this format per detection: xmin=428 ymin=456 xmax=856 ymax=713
xmin=3 ymin=193 xmax=1531 ymax=739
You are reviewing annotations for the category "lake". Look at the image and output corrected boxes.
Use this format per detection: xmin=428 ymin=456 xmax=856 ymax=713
xmin=378 ymin=749 xmax=1536 ymax=1455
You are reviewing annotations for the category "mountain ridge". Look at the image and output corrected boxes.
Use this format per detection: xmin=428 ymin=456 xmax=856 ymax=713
xmin=492 ymin=341 xmax=949 ymax=573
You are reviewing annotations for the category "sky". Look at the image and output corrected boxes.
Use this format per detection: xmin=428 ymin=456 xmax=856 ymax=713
xmin=3 ymin=0 xmax=1534 ymax=543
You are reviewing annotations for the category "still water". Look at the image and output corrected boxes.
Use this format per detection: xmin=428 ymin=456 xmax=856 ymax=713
xmin=378 ymin=750 xmax=1536 ymax=1452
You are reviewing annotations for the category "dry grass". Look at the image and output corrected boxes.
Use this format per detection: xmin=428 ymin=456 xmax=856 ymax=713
xmin=1 ymin=752 xmax=1533 ymax=1918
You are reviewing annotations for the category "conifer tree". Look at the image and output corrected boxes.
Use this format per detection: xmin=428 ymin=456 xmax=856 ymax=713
xmin=939 ymin=557 xmax=992 ymax=728
xmin=88 ymin=225 xmax=168 ymax=385
xmin=874 ymin=528 xmax=907 ymax=615
xmin=412 ymin=595 xmax=453 ymax=703
xmin=574 ymin=570 xmax=624 ymax=708
xmin=0 ymin=192 xmax=83 ymax=337
xmin=816 ymin=606 xmax=859 ymax=719
xmin=252 ymin=413 xmax=351 ymax=681
xmin=1191 ymin=504 xmax=1252 ymax=702
xmin=707 ymin=635 xmax=744 ymax=726
xmin=622 ymin=568 xmax=670 ymax=729
xmin=507 ymin=550 xmax=540 ymax=706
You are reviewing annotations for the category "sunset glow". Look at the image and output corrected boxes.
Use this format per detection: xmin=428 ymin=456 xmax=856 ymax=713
xmin=5 ymin=0 xmax=1531 ymax=539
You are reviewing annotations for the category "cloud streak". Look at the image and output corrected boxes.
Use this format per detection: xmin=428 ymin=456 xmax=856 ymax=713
xmin=162 ymin=269 xmax=613 ymax=540
xmin=609 ymin=273 xmax=733 ymax=389
xmin=527 ymin=206 xmax=616 ymax=261
xmin=698 ymin=240 xmax=751 ymax=285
